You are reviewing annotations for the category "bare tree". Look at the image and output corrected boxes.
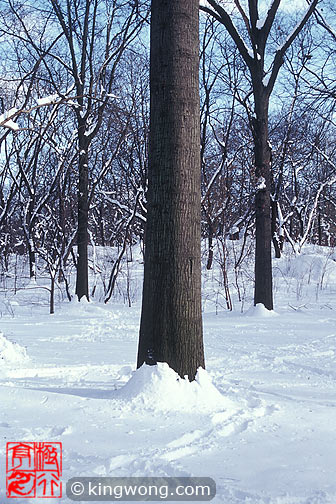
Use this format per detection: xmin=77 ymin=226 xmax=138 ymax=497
xmin=200 ymin=0 xmax=319 ymax=309
xmin=48 ymin=0 xmax=147 ymax=300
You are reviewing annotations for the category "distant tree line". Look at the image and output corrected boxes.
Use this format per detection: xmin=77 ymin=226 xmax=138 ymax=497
xmin=0 ymin=0 xmax=335 ymax=312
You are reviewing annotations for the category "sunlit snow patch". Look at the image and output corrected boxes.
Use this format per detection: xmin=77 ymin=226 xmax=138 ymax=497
xmin=0 ymin=332 xmax=29 ymax=365
xmin=115 ymin=362 xmax=237 ymax=414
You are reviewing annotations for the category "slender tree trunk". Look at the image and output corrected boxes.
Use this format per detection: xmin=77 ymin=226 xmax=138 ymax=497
xmin=206 ymin=220 xmax=214 ymax=270
xmin=26 ymin=198 xmax=36 ymax=279
xmin=75 ymin=128 xmax=89 ymax=301
xmin=318 ymin=211 xmax=322 ymax=246
xmin=137 ymin=0 xmax=205 ymax=380
xmin=28 ymin=238 xmax=36 ymax=280
xmin=58 ymin=181 xmax=66 ymax=283
xmin=99 ymin=202 xmax=105 ymax=247
xmin=252 ymin=91 xmax=273 ymax=310
xmin=50 ymin=275 xmax=55 ymax=315
xmin=271 ymin=199 xmax=282 ymax=259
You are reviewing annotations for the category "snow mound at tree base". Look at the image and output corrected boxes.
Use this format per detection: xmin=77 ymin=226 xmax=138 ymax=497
xmin=0 ymin=332 xmax=29 ymax=366
xmin=116 ymin=362 xmax=236 ymax=414
xmin=245 ymin=303 xmax=279 ymax=317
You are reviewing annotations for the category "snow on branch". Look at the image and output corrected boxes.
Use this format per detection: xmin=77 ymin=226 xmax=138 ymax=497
xmin=309 ymin=141 xmax=336 ymax=172
xmin=0 ymin=87 xmax=78 ymax=132
xmin=202 ymin=157 xmax=235 ymax=205
xmin=0 ymin=108 xmax=20 ymax=131
xmin=36 ymin=94 xmax=60 ymax=106
xmin=103 ymin=193 xmax=146 ymax=223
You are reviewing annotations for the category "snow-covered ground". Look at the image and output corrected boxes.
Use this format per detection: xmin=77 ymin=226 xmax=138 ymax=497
xmin=0 ymin=244 xmax=336 ymax=503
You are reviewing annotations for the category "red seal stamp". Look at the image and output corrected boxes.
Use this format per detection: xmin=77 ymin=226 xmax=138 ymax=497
xmin=6 ymin=442 xmax=62 ymax=498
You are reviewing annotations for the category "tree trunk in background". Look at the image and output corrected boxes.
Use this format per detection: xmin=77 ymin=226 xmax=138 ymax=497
xmin=75 ymin=126 xmax=89 ymax=301
xmin=252 ymin=90 xmax=273 ymax=310
xmin=28 ymin=240 xmax=36 ymax=280
xmin=137 ymin=0 xmax=205 ymax=380
xmin=50 ymin=275 xmax=55 ymax=315
xmin=206 ymin=221 xmax=214 ymax=270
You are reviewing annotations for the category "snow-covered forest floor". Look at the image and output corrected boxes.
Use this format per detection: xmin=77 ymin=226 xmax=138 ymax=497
xmin=0 ymin=243 xmax=336 ymax=503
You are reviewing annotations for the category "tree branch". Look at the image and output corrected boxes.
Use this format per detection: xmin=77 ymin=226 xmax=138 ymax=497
xmin=266 ymin=0 xmax=319 ymax=95
xmin=200 ymin=0 xmax=253 ymax=67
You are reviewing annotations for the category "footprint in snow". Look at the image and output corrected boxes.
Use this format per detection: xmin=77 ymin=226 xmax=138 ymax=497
xmin=160 ymin=445 xmax=198 ymax=462
xmin=20 ymin=425 xmax=73 ymax=439
xmin=166 ymin=429 xmax=204 ymax=449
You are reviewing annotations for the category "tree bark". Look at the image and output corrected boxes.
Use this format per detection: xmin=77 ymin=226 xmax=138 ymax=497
xmin=137 ymin=0 xmax=205 ymax=380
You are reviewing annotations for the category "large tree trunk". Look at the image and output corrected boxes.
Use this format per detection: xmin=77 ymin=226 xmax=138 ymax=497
xmin=137 ymin=0 xmax=205 ymax=380
xmin=75 ymin=128 xmax=89 ymax=301
xmin=252 ymin=91 xmax=273 ymax=310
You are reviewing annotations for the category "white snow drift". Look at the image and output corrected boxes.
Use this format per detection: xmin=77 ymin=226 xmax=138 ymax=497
xmin=0 ymin=332 xmax=29 ymax=366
